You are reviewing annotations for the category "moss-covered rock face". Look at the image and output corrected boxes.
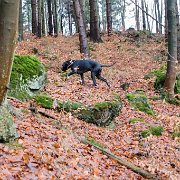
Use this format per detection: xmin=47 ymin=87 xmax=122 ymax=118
xmin=0 ymin=106 xmax=18 ymax=142
xmin=140 ymin=126 xmax=164 ymax=138
xmin=74 ymin=101 xmax=123 ymax=127
xmin=8 ymin=55 xmax=47 ymax=101
xmin=126 ymin=90 xmax=155 ymax=116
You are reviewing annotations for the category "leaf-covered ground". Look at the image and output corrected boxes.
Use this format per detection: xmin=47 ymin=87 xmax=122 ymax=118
xmin=0 ymin=33 xmax=180 ymax=179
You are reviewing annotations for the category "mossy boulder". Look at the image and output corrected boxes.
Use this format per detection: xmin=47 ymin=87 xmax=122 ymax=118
xmin=0 ymin=106 xmax=18 ymax=142
xmin=126 ymin=90 xmax=155 ymax=116
xmin=140 ymin=125 xmax=164 ymax=138
xmin=74 ymin=101 xmax=123 ymax=126
xmin=8 ymin=55 xmax=47 ymax=101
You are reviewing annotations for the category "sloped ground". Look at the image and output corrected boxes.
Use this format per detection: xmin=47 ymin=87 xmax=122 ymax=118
xmin=0 ymin=33 xmax=179 ymax=179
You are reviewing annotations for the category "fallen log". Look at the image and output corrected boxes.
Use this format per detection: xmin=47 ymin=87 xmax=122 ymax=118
xmin=80 ymin=138 xmax=157 ymax=179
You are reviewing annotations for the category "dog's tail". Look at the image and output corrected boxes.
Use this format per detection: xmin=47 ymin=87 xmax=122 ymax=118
xmin=101 ymin=62 xmax=116 ymax=67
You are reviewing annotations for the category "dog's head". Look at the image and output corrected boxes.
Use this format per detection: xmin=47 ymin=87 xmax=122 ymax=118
xmin=61 ymin=60 xmax=74 ymax=71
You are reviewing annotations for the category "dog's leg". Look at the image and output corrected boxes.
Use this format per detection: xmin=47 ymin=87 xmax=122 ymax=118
xmin=80 ymin=73 xmax=85 ymax=85
xmin=96 ymin=74 xmax=110 ymax=88
xmin=66 ymin=71 xmax=76 ymax=80
xmin=91 ymin=72 xmax=97 ymax=86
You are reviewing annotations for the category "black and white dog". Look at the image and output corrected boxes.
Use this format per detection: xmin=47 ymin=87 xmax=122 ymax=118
xmin=61 ymin=60 xmax=115 ymax=87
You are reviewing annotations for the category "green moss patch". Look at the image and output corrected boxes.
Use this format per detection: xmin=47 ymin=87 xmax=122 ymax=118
xmin=58 ymin=101 xmax=83 ymax=112
xmin=126 ymin=90 xmax=155 ymax=116
xmin=35 ymin=94 xmax=53 ymax=109
xmin=129 ymin=117 xmax=145 ymax=124
xmin=8 ymin=55 xmax=46 ymax=101
xmin=141 ymin=126 xmax=164 ymax=138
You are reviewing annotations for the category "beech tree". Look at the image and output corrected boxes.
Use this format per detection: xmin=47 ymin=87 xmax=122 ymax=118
xmin=164 ymin=0 xmax=178 ymax=97
xmin=0 ymin=0 xmax=20 ymax=105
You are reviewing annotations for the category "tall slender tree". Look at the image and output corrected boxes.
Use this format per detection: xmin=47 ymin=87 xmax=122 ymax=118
xmin=164 ymin=0 xmax=178 ymax=97
xmin=38 ymin=0 xmax=42 ymax=37
xmin=52 ymin=0 xmax=58 ymax=36
xmin=73 ymin=0 xmax=89 ymax=57
xmin=47 ymin=0 xmax=53 ymax=35
xmin=31 ymin=0 xmax=38 ymax=35
xmin=135 ymin=0 xmax=140 ymax=31
xmin=106 ymin=0 xmax=112 ymax=35
xmin=41 ymin=0 xmax=46 ymax=36
xmin=18 ymin=0 xmax=24 ymax=41
xmin=141 ymin=0 xmax=146 ymax=30
xmin=89 ymin=0 xmax=102 ymax=42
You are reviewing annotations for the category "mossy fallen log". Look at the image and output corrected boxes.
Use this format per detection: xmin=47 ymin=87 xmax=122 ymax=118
xmin=34 ymin=93 xmax=122 ymax=126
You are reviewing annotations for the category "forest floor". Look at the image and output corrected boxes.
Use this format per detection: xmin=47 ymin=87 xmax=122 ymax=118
xmin=0 ymin=33 xmax=180 ymax=179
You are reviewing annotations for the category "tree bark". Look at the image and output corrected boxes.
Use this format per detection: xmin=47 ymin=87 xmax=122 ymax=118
xmin=141 ymin=0 xmax=146 ymax=30
xmin=135 ymin=0 xmax=140 ymax=31
xmin=18 ymin=0 xmax=24 ymax=41
xmin=0 ymin=0 xmax=20 ymax=105
xmin=121 ymin=0 xmax=126 ymax=31
xmin=38 ymin=0 xmax=42 ymax=38
xmin=89 ymin=0 xmax=102 ymax=42
xmin=52 ymin=0 xmax=58 ymax=37
xmin=47 ymin=0 xmax=53 ymax=36
xmin=164 ymin=0 xmax=178 ymax=97
xmin=41 ymin=0 xmax=46 ymax=36
xmin=31 ymin=0 xmax=37 ymax=35
xmin=106 ymin=0 xmax=112 ymax=35
xmin=73 ymin=0 xmax=89 ymax=58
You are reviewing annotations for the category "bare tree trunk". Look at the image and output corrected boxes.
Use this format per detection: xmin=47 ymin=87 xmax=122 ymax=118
xmin=177 ymin=1 xmax=180 ymax=64
xmin=38 ymin=0 xmax=42 ymax=38
xmin=164 ymin=0 xmax=178 ymax=97
xmin=106 ymin=0 xmax=112 ymax=35
xmin=164 ymin=0 xmax=168 ymax=40
xmin=141 ymin=0 xmax=146 ymax=30
xmin=68 ymin=0 xmax=72 ymax=35
xmin=0 ymin=0 xmax=20 ymax=105
xmin=121 ymin=0 xmax=126 ymax=30
xmin=47 ymin=0 xmax=53 ymax=36
xmin=41 ymin=0 xmax=46 ymax=36
xmin=101 ymin=0 xmax=106 ymax=32
xmin=18 ymin=0 xmax=24 ymax=41
xmin=144 ymin=1 xmax=151 ymax=32
xmin=52 ymin=0 xmax=58 ymax=37
xmin=135 ymin=0 xmax=140 ymax=31
xmin=31 ymin=0 xmax=37 ymax=35
xmin=27 ymin=0 xmax=31 ymax=32
xmin=73 ymin=0 xmax=89 ymax=58
xmin=89 ymin=0 xmax=102 ymax=42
